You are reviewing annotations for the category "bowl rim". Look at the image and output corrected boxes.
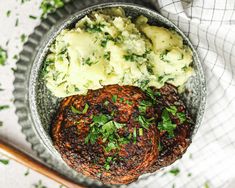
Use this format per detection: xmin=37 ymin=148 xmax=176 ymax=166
xmin=14 ymin=1 xmax=206 ymax=186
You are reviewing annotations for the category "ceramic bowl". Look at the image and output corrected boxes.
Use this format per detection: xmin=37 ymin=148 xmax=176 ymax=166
xmin=13 ymin=1 xmax=206 ymax=187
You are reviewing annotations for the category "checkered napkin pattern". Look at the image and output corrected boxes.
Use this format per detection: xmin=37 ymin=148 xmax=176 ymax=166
xmin=131 ymin=0 xmax=235 ymax=188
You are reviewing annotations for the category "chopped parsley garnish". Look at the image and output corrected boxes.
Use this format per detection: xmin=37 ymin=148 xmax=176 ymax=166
xmin=160 ymin=49 xmax=170 ymax=63
xmin=169 ymin=168 xmax=180 ymax=176
xmin=85 ymin=114 xmax=129 ymax=153
xmin=187 ymin=173 xmax=192 ymax=177
xmin=133 ymin=127 xmax=137 ymax=143
xmin=103 ymin=51 xmax=110 ymax=61
xmin=158 ymin=109 xmax=177 ymax=137
xmin=83 ymin=57 xmax=98 ymax=66
xmin=177 ymin=112 xmax=186 ymax=123
xmin=104 ymin=156 xmax=114 ymax=171
xmin=145 ymin=87 xmax=161 ymax=101
xmin=111 ymin=95 xmax=117 ymax=103
xmin=0 ymin=105 xmax=9 ymax=111
xmin=71 ymin=103 xmax=89 ymax=114
xmin=138 ymin=100 xmax=152 ymax=114
xmin=6 ymin=10 xmax=11 ymax=17
xmin=137 ymin=115 xmax=154 ymax=129
xmin=84 ymin=22 xmax=105 ymax=33
xmin=100 ymin=38 xmax=109 ymax=47
xmin=40 ymin=0 xmax=64 ymax=18
xmin=15 ymin=18 xmax=19 ymax=27
xmin=166 ymin=105 xmax=187 ymax=123
xmin=34 ymin=180 xmax=47 ymax=188
xmin=158 ymin=142 xmax=162 ymax=151
xmin=123 ymin=53 xmax=143 ymax=62
xmin=139 ymin=79 xmax=150 ymax=89
xmin=24 ymin=169 xmax=30 ymax=176
xmin=178 ymin=53 xmax=184 ymax=60
xmin=13 ymin=54 xmax=19 ymax=60
xmin=204 ymin=182 xmax=210 ymax=188
xmin=0 ymin=47 xmax=7 ymax=66
xmin=29 ymin=15 xmax=37 ymax=19
xmin=119 ymin=97 xmax=124 ymax=102
xmin=20 ymin=34 xmax=27 ymax=43
xmin=0 ymin=159 xmax=9 ymax=165
xmin=125 ymin=100 xmax=133 ymax=105
xmin=166 ymin=106 xmax=177 ymax=115
xmin=104 ymin=100 xmax=109 ymax=106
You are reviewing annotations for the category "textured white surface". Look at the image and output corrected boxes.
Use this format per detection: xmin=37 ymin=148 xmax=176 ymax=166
xmin=0 ymin=0 xmax=235 ymax=188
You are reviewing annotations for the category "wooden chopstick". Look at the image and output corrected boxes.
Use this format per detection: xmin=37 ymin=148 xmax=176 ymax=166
xmin=0 ymin=138 xmax=86 ymax=188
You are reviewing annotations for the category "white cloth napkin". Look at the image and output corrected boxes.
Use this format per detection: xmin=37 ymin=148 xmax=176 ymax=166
xmin=133 ymin=0 xmax=235 ymax=187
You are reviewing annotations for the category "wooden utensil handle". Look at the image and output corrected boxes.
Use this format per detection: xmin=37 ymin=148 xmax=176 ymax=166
xmin=0 ymin=139 xmax=85 ymax=188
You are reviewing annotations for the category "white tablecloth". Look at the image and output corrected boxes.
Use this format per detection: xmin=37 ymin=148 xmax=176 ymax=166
xmin=0 ymin=0 xmax=235 ymax=188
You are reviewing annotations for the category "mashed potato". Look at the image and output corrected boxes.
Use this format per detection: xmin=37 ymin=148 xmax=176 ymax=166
xmin=43 ymin=8 xmax=194 ymax=97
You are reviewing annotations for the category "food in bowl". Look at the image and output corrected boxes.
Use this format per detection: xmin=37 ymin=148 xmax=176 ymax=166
xmin=43 ymin=8 xmax=194 ymax=97
xmin=43 ymin=8 xmax=194 ymax=185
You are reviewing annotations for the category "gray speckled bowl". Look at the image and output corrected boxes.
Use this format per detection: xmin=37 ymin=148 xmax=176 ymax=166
xmin=13 ymin=1 xmax=206 ymax=187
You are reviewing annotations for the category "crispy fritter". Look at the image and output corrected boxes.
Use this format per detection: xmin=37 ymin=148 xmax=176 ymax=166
xmin=148 ymin=84 xmax=193 ymax=172
xmin=52 ymin=85 xmax=159 ymax=184
xmin=51 ymin=84 xmax=193 ymax=184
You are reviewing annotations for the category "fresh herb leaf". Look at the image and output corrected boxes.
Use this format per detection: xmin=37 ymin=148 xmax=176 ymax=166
xmin=160 ymin=49 xmax=170 ymax=63
xmin=139 ymin=79 xmax=150 ymax=89
xmin=204 ymin=182 xmax=210 ymax=188
xmin=29 ymin=15 xmax=37 ymax=19
xmin=166 ymin=106 xmax=177 ymax=115
xmin=15 ymin=18 xmax=19 ymax=27
xmin=93 ymin=114 xmax=111 ymax=125
xmin=177 ymin=112 xmax=186 ymax=123
xmin=103 ymin=51 xmax=110 ymax=61
xmin=112 ymin=95 xmax=117 ymax=103
xmin=178 ymin=53 xmax=184 ymax=60
xmin=71 ymin=104 xmax=89 ymax=115
xmin=104 ymin=100 xmax=109 ymax=106
xmin=119 ymin=97 xmax=124 ymax=102
xmin=138 ymin=100 xmax=152 ymax=114
xmin=24 ymin=169 xmax=30 ymax=176
xmin=0 ymin=105 xmax=9 ymax=111
xmin=84 ymin=22 xmax=105 ymax=33
xmin=20 ymin=34 xmax=27 ymax=43
xmin=101 ymin=39 xmax=108 ymax=47
xmin=158 ymin=109 xmax=177 ymax=137
xmin=6 ymin=10 xmax=11 ymax=17
xmin=83 ymin=57 xmax=98 ymax=66
xmin=13 ymin=54 xmax=18 ymax=60
xmin=0 ymin=121 xmax=3 ymax=127
xmin=158 ymin=142 xmax=162 ymax=151
xmin=137 ymin=115 xmax=154 ymax=129
xmin=125 ymin=100 xmax=133 ymax=105
xmin=82 ymin=103 xmax=89 ymax=114
xmin=187 ymin=173 xmax=192 ymax=177
xmin=0 ymin=159 xmax=9 ymax=165
xmin=34 ymin=180 xmax=47 ymax=188
xmin=71 ymin=106 xmax=80 ymax=114
xmin=145 ymin=87 xmax=161 ymax=102
xmin=104 ymin=156 xmax=114 ymax=171
xmin=105 ymin=142 xmax=118 ymax=152
xmin=169 ymin=168 xmax=180 ymax=176
xmin=133 ymin=127 xmax=137 ymax=143
xmin=40 ymin=0 xmax=64 ymax=18
xmin=0 ymin=47 xmax=7 ymax=66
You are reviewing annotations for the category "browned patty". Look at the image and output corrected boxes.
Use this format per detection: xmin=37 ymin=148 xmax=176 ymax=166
xmin=51 ymin=84 xmax=193 ymax=184
xmin=51 ymin=85 xmax=159 ymax=184
xmin=148 ymin=84 xmax=193 ymax=172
